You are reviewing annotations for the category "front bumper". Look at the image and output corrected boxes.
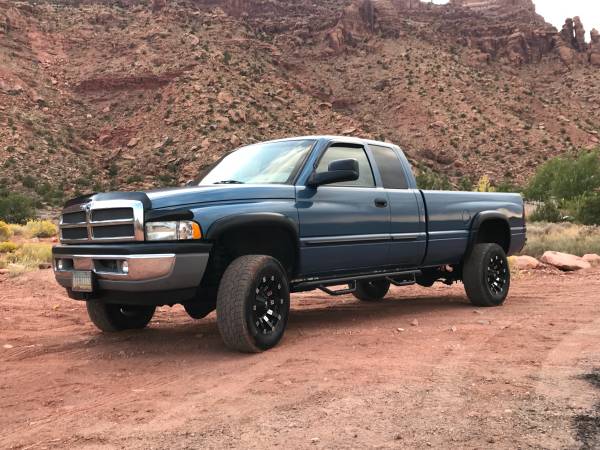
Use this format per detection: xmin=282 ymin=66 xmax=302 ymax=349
xmin=52 ymin=242 xmax=211 ymax=293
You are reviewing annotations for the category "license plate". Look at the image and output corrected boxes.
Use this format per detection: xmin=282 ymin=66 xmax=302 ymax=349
xmin=72 ymin=271 xmax=93 ymax=293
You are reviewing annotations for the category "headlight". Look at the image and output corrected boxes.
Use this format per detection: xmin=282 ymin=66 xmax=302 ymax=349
xmin=145 ymin=220 xmax=202 ymax=241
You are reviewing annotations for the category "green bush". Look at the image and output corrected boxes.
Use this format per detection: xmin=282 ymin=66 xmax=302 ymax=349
xmin=525 ymin=150 xmax=600 ymax=202
xmin=530 ymin=201 xmax=562 ymax=223
xmin=575 ymin=193 xmax=600 ymax=225
xmin=416 ymin=168 xmax=452 ymax=190
xmin=525 ymin=150 xmax=600 ymax=225
xmin=25 ymin=219 xmax=57 ymax=238
xmin=0 ymin=192 xmax=36 ymax=224
xmin=0 ymin=220 xmax=12 ymax=241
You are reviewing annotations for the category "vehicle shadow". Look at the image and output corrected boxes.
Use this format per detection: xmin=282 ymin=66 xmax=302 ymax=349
xmin=82 ymin=294 xmax=471 ymax=358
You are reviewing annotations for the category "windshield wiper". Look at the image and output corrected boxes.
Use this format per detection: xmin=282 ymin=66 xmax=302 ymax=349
xmin=214 ymin=180 xmax=245 ymax=184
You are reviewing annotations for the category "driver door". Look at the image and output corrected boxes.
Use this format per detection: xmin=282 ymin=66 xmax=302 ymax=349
xmin=296 ymin=144 xmax=391 ymax=276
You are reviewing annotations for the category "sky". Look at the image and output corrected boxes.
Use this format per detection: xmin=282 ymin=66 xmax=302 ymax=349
xmin=430 ymin=0 xmax=600 ymax=37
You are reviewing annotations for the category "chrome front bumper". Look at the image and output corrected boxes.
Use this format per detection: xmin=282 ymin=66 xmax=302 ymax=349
xmin=53 ymin=251 xmax=209 ymax=292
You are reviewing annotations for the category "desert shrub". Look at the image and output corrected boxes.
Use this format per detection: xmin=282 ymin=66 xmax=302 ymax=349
xmin=530 ymin=201 xmax=562 ymax=223
xmin=521 ymin=222 xmax=600 ymax=257
xmin=25 ymin=219 xmax=57 ymax=238
xmin=575 ymin=193 xmax=600 ymax=226
xmin=0 ymin=192 xmax=36 ymax=224
xmin=8 ymin=223 xmax=25 ymax=236
xmin=415 ymin=168 xmax=452 ymax=190
xmin=0 ymin=241 xmax=18 ymax=253
xmin=0 ymin=220 xmax=12 ymax=241
xmin=6 ymin=243 xmax=53 ymax=268
xmin=474 ymin=175 xmax=495 ymax=192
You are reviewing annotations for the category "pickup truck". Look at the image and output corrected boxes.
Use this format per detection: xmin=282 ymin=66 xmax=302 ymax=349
xmin=53 ymin=136 xmax=526 ymax=352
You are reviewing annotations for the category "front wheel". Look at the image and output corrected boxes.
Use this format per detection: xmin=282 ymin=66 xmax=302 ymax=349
xmin=86 ymin=302 xmax=156 ymax=332
xmin=462 ymin=243 xmax=510 ymax=307
xmin=216 ymin=255 xmax=290 ymax=353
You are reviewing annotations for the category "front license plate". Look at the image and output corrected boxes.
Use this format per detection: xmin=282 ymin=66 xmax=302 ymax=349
xmin=72 ymin=271 xmax=93 ymax=293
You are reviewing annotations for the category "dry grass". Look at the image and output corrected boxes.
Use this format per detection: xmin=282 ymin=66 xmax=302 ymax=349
xmin=1 ymin=242 xmax=53 ymax=276
xmin=522 ymin=222 xmax=600 ymax=258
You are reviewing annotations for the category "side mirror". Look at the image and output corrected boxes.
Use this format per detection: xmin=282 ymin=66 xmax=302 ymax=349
xmin=307 ymin=158 xmax=359 ymax=188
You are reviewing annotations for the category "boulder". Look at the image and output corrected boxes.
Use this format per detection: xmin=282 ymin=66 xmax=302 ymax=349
xmin=539 ymin=251 xmax=591 ymax=271
xmin=512 ymin=255 xmax=541 ymax=270
xmin=582 ymin=254 xmax=600 ymax=267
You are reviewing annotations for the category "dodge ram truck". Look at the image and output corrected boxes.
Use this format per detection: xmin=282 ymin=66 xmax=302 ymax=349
xmin=53 ymin=136 xmax=526 ymax=352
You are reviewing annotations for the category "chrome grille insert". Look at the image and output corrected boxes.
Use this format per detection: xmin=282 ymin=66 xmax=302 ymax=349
xmin=59 ymin=200 xmax=144 ymax=244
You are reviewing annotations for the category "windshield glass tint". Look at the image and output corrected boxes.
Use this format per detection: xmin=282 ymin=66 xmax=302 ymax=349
xmin=199 ymin=140 xmax=315 ymax=185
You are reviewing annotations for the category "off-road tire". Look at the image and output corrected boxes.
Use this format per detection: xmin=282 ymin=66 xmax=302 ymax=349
xmin=216 ymin=255 xmax=290 ymax=353
xmin=86 ymin=302 xmax=155 ymax=332
xmin=352 ymin=279 xmax=391 ymax=302
xmin=463 ymin=243 xmax=510 ymax=307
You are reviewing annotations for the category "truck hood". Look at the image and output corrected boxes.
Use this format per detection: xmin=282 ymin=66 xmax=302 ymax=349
xmin=145 ymin=184 xmax=296 ymax=209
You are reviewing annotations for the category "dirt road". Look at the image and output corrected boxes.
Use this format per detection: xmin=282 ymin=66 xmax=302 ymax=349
xmin=1 ymin=268 xmax=600 ymax=449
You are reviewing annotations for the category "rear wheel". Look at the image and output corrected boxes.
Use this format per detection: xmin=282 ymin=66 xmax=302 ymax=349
xmin=216 ymin=255 xmax=290 ymax=352
xmin=462 ymin=243 xmax=510 ymax=307
xmin=86 ymin=302 xmax=155 ymax=332
xmin=352 ymin=279 xmax=390 ymax=302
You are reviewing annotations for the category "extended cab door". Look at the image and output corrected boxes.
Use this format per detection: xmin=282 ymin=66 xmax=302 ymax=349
xmin=367 ymin=144 xmax=426 ymax=268
xmin=296 ymin=142 xmax=391 ymax=275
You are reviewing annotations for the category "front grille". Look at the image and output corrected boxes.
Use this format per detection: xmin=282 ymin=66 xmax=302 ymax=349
xmin=59 ymin=200 xmax=144 ymax=244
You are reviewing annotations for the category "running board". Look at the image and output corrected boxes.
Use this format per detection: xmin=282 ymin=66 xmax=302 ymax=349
xmin=291 ymin=270 xmax=421 ymax=292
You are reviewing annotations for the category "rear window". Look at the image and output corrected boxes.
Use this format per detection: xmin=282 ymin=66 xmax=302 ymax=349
xmin=369 ymin=145 xmax=409 ymax=189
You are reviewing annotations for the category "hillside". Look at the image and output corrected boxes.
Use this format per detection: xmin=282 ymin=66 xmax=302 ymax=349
xmin=1 ymin=0 xmax=599 ymax=208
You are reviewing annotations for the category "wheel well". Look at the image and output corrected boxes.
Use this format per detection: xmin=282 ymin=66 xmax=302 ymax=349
xmin=474 ymin=219 xmax=510 ymax=253
xmin=202 ymin=225 xmax=298 ymax=287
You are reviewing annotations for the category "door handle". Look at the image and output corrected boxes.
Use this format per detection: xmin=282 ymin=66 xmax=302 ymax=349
xmin=374 ymin=198 xmax=388 ymax=208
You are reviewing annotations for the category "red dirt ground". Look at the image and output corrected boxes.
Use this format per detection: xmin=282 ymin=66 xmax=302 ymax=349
xmin=1 ymin=268 xmax=600 ymax=449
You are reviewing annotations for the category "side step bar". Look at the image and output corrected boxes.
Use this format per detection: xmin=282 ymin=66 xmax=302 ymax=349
xmin=291 ymin=270 xmax=421 ymax=293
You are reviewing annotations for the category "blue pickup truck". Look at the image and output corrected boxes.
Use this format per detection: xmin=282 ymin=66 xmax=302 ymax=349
xmin=53 ymin=136 xmax=526 ymax=352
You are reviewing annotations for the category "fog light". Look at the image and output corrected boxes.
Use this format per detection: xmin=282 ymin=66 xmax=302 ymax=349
xmin=57 ymin=259 xmax=64 ymax=270
xmin=121 ymin=260 xmax=129 ymax=274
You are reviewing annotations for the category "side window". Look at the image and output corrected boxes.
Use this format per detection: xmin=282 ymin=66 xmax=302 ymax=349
xmin=369 ymin=145 xmax=409 ymax=189
xmin=316 ymin=145 xmax=375 ymax=188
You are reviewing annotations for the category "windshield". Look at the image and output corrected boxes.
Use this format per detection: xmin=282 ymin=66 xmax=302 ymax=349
xmin=199 ymin=140 xmax=315 ymax=185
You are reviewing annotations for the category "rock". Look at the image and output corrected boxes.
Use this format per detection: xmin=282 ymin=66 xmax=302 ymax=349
xmin=38 ymin=263 xmax=52 ymax=270
xmin=127 ymin=137 xmax=140 ymax=148
xmin=396 ymin=327 xmax=405 ymax=332
xmin=573 ymin=17 xmax=586 ymax=52
xmin=410 ymin=319 xmax=419 ymax=327
xmin=0 ymin=269 xmax=9 ymax=275
xmin=310 ymin=437 xmax=320 ymax=444
xmin=590 ymin=29 xmax=600 ymax=66
xmin=3 ymin=344 xmax=13 ymax=349
xmin=325 ymin=0 xmax=377 ymax=52
xmin=560 ymin=18 xmax=575 ymax=48
xmin=217 ymin=91 xmax=234 ymax=104
xmin=512 ymin=255 xmax=541 ymax=270
xmin=539 ymin=251 xmax=591 ymax=271
xmin=582 ymin=254 xmax=600 ymax=267
xmin=449 ymin=325 xmax=457 ymax=332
